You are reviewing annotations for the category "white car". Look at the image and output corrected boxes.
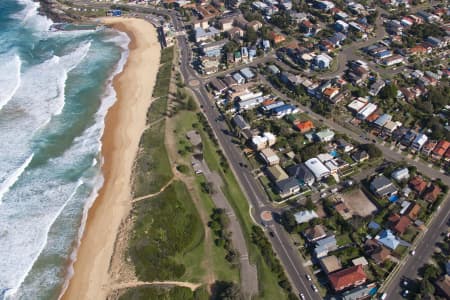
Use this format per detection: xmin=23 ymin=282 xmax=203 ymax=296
xmin=311 ymin=284 xmax=318 ymax=292
xmin=299 ymin=293 xmax=306 ymax=300
xmin=306 ymin=274 xmax=311 ymax=281
xmin=410 ymin=250 xmax=416 ymax=256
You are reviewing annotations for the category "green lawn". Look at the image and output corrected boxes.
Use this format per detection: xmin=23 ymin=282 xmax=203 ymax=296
xmin=132 ymin=120 xmax=172 ymax=197
xmin=147 ymin=96 xmax=168 ymax=122
xmin=119 ymin=286 xmax=208 ymax=300
xmin=129 ymin=180 xmax=204 ymax=282
xmin=199 ymin=121 xmax=288 ymax=300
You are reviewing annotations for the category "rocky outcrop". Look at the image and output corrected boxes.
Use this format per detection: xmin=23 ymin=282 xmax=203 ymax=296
xmin=38 ymin=0 xmax=82 ymax=23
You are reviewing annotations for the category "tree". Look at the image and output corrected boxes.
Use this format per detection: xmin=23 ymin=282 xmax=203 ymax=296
xmin=305 ymin=198 xmax=315 ymax=210
xmin=243 ymin=27 xmax=257 ymax=45
xmin=212 ymin=281 xmax=242 ymax=300
xmin=281 ymin=211 xmax=297 ymax=233
xmin=359 ymin=144 xmax=382 ymax=159
xmin=186 ymin=96 xmax=197 ymax=111
xmin=379 ymin=84 xmax=398 ymax=100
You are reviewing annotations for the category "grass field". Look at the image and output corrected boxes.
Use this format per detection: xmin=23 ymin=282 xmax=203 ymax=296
xmin=129 ymin=180 xmax=204 ymax=281
xmin=119 ymin=285 xmax=209 ymax=300
xmin=132 ymin=120 xmax=172 ymax=197
xmin=197 ymin=116 xmax=288 ymax=300
xmin=171 ymin=110 xmax=240 ymax=283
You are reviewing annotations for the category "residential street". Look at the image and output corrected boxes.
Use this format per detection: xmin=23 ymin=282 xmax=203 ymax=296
xmin=75 ymin=3 xmax=450 ymax=299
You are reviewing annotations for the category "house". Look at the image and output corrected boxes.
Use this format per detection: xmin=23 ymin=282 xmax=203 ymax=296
xmin=423 ymin=184 xmax=441 ymax=203
xmin=376 ymin=229 xmax=400 ymax=250
xmin=391 ymin=168 xmax=410 ymax=182
xmin=228 ymin=27 xmax=245 ymax=39
xmin=369 ymin=79 xmax=386 ymax=96
xmin=411 ymin=133 xmax=428 ymax=152
xmin=267 ymin=65 xmax=280 ymax=75
xmin=390 ymin=214 xmax=412 ymax=235
xmin=232 ymin=114 xmax=250 ymax=131
xmin=357 ymin=103 xmax=378 ymax=120
xmin=314 ymin=129 xmax=335 ymax=142
xmin=313 ymin=53 xmax=333 ymax=69
xmin=319 ymin=255 xmax=342 ymax=274
xmin=218 ymin=17 xmax=234 ymax=31
xmin=314 ymin=235 xmax=338 ymax=258
xmin=370 ymin=175 xmax=398 ymax=197
xmin=409 ymin=176 xmax=428 ymax=195
xmin=276 ymin=177 xmax=301 ymax=198
xmin=269 ymin=32 xmax=286 ymax=44
xmin=422 ymin=140 xmax=438 ymax=157
xmin=337 ymin=139 xmax=354 ymax=153
xmin=209 ymin=77 xmax=227 ymax=95
xmin=373 ymin=114 xmax=392 ymax=129
xmin=195 ymin=26 xmax=220 ymax=42
xmin=247 ymin=20 xmax=262 ymax=31
xmin=351 ymin=150 xmax=369 ymax=163
xmin=382 ymin=120 xmax=399 ymax=136
xmin=372 ymin=246 xmax=391 ymax=264
xmin=435 ymin=275 xmax=450 ymax=299
xmin=285 ymin=163 xmax=315 ymax=186
xmin=381 ymin=55 xmax=404 ymax=66
xmin=304 ymin=224 xmax=327 ymax=242
xmin=239 ymin=67 xmax=255 ymax=81
xmin=267 ymin=165 xmax=289 ymax=182
xmin=294 ymin=210 xmax=318 ymax=224
xmin=295 ymin=120 xmax=315 ymax=133
xmin=352 ymin=257 xmax=369 ymax=267
xmin=406 ymin=203 xmax=421 ymax=220
xmin=259 ymin=148 xmax=280 ymax=166
xmin=272 ymin=104 xmax=298 ymax=118
xmin=328 ymin=265 xmax=367 ymax=292
xmin=341 ymin=283 xmax=378 ymax=300
xmin=400 ymin=130 xmax=417 ymax=147
xmin=432 ymin=140 xmax=450 ymax=160
xmin=305 ymin=158 xmax=330 ymax=180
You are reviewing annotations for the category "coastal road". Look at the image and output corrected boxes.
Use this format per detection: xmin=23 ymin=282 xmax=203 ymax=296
xmin=383 ymin=193 xmax=450 ymax=298
xmin=174 ymin=24 xmax=322 ymax=300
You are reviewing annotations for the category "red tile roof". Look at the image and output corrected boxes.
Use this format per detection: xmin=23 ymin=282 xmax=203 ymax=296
xmin=433 ymin=140 xmax=450 ymax=157
xmin=409 ymin=176 xmax=428 ymax=194
xmin=393 ymin=216 xmax=412 ymax=235
xmin=296 ymin=120 xmax=315 ymax=133
xmin=423 ymin=184 xmax=441 ymax=203
xmin=328 ymin=265 xmax=367 ymax=291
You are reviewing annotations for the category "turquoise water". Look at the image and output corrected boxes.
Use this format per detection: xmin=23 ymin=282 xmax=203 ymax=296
xmin=0 ymin=1 xmax=129 ymax=299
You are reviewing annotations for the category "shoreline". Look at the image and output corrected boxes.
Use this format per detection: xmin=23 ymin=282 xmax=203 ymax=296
xmin=61 ymin=17 xmax=161 ymax=300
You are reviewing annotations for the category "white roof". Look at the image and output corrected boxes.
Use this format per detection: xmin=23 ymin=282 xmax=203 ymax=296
xmin=252 ymin=135 xmax=268 ymax=145
xmin=392 ymin=168 xmax=409 ymax=181
xmin=263 ymin=132 xmax=276 ymax=141
xmin=294 ymin=210 xmax=318 ymax=224
xmin=413 ymin=133 xmax=428 ymax=147
xmin=357 ymin=103 xmax=377 ymax=119
xmin=305 ymin=158 xmax=330 ymax=179
xmin=317 ymin=153 xmax=334 ymax=163
xmin=347 ymin=99 xmax=368 ymax=112
xmin=260 ymin=148 xmax=279 ymax=163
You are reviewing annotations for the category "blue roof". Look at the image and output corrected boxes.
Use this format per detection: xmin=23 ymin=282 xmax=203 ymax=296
xmin=376 ymin=230 xmax=400 ymax=250
xmin=368 ymin=221 xmax=380 ymax=230
xmin=272 ymin=104 xmax=295 ymax=113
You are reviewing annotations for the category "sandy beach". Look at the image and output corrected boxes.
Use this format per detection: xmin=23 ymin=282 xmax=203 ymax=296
xmin=61 ymin=17 xmax=161 ymax=300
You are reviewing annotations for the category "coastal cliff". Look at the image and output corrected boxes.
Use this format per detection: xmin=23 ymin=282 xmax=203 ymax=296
xmin=38 ymin=0 xmax=83 ymax=22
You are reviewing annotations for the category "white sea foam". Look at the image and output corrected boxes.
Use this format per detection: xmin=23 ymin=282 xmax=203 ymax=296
xmin=58 ymin=31 xmax=130 ymax=300
xmin=0 ymin=154 xmax=33 ymax=205
xmin=0 ymin=54 xmax=22 ymax=111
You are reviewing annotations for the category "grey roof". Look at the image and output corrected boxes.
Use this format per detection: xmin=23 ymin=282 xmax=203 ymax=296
xmin=276 ymin=177 xmax=300 ymax=193
xmin=371 ymin=175 xmax=398 ymax=196
xmin=285 ymin=163 xmax=315 ymax=185
xmin=341 ymin=284 xmax=374 ymax=300
xmin=240 ymin=67 xmax=255 ymax=79
xmin=232 ymin=114 xmax=250 ymax=130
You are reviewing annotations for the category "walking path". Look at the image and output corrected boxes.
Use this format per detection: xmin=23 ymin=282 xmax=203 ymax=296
xmin=131 ymin=177 xmax=174 ymax=203
xmin=193 ymin=156 xmax=259 ymax=299
xmin=109 ymin=280 xmax=202 ymax=292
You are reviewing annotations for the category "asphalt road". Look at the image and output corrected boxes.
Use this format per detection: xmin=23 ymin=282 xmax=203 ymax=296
xmin=74 ymin=3 xmax=450 ymax=298
xmin=383 ymin=193 xmax=450 ymax=298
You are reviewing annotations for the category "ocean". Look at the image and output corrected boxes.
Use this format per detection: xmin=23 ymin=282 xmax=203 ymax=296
xmin=0 ymin=1 xmax=129 ymax=299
